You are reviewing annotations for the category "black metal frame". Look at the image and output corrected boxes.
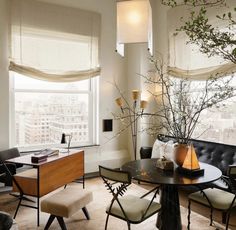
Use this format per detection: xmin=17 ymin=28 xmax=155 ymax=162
xmin=0 ymin=163 xmax=16 ymax=186
xmin=2 ymin=157 xmax=85 ymax=227
xmin=0 ymin=159 xmax=40 ymax=225
xmin=187 ymin=166 xmax=236 ymax=230
xmin=44 ymin=207 xmax=90 ymax=230
xmin=75 ymin=175 xmax=85 ymax=189
xmin=99 ymin=165 xmax=160 ymax=230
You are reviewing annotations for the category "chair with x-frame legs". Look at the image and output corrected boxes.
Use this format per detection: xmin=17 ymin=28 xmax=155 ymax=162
xmin=0 ymin=158 xmax=37 ymax=219
xmin=99 ymin=165 xmax=161 ymax=230
xmin=187 ymin=165 xmax=236 ymax=230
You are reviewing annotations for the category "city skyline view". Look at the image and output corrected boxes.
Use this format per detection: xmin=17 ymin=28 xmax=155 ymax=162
xmin=15 ymin=92 xmax=89 ymax=148
xmin=13 ymin=73 xmax=91 ymax=148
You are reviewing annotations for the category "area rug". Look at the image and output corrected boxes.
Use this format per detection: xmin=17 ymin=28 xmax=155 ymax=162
xmin=0 ymin=178 xmax=228 ymax=230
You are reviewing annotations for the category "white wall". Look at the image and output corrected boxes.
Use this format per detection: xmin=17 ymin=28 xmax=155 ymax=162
xmin=125 ymin=0 xmax=169 ymax=156
xmin=0 ymin=0 xmax=130 ymax=173
xmin=0 ymin=0 xmax=171 ymax=172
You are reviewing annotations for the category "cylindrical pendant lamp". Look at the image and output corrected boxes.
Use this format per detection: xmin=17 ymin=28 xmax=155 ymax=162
xmin=117 ymin=0 xmax=149 ymax=44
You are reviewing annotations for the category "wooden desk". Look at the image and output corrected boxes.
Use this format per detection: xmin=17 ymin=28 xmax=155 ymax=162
xmin=6 ymin=150 xmax=84 ymax=226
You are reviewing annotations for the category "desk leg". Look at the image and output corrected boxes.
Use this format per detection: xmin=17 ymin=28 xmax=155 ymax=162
xmin=156 ymin=185 xmax=182 ymax=230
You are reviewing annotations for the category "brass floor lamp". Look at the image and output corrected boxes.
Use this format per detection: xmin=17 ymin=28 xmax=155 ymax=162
xmin=115 ymin=90 xmax=147 ymax=160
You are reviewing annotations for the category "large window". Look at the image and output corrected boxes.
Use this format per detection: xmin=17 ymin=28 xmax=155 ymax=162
xmin=167 ymin=4 xmax=236 ymax=145
xmin=12 ymin=73 xmax=98 ymax=150
xmin=190 ymin=76 xmax=236 ymax=145
xmin=9 ymin=0 xmax=101 ymax=151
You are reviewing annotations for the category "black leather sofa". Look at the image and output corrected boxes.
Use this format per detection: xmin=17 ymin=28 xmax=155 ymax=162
xmin=157 ymin=134 xmax=236 ymax=194
xmin=157 ymin=134 xmax=236 ymax=177
xmin=154 ymin=134 xmax=236 ymax=223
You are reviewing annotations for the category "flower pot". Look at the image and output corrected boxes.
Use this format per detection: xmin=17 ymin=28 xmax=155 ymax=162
xmin=174 ymin=143 xmax=188 ymax=167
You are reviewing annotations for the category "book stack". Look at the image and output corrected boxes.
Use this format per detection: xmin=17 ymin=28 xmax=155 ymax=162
xmin=31 ymin=149 xmax=59 ymax=163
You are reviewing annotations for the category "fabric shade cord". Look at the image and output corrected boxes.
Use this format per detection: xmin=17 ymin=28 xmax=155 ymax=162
xmin=167 ymin=2 xmax=236 ymax=80
xmin=9 ymin=61 xmax=101 ymax=82
xmin=168 ymin=62 xmax=236 ymax=80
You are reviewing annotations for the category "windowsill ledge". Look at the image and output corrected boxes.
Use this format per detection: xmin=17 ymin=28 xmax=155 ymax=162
xmin=20 ymin=144 xmax=100 ymax=155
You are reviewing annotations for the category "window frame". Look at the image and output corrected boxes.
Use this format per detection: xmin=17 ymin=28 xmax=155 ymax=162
xmin=10 ymin=72 xmax=99 ymax=152
xmin=181 ymin=75 xmax=236 ymax=145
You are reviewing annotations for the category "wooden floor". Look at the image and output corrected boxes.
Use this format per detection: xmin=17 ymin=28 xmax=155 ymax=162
xmin=0 ymin=177 xmax=236 ymax=230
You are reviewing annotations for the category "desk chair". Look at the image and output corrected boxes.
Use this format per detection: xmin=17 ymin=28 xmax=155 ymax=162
xmin=0 ymin=148 xmax=23 ymax=187
xmin=0 ymin=158 xmax=37 ymax=221
xmin=0 ymin=148 xmax=35 ymax=203
xmin=188 ymin=165 xmax=236 ymax=230
xmin=99 ymin=165 xmax=161 ymax=230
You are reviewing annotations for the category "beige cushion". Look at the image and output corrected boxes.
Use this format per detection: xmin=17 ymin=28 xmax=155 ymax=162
xmin=189 ymin=188 xmax=236 ymax=210
xmin=14 ymin=168 xmax=37 ymax=179
xmin=106 ymin=195 xmax=161 ymax=222
xmin=41 ymin=187 xmax=93 ymax=218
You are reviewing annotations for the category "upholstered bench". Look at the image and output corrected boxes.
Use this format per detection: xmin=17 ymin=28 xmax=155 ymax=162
xmin=41 ymin=187 xmax=93 ymax=230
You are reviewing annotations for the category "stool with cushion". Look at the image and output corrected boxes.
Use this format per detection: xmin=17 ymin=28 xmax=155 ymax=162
xmin=187 ymin=165 xmax=236 ymax=230
xmin=41 ymin=186 xmax=93 ymax=230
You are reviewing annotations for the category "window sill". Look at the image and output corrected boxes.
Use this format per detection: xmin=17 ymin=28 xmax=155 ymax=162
xmin=20 ymin=144 xmax=100 ymax=155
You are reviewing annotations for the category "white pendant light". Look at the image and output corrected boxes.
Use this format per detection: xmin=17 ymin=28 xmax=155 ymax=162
xmin=116 ymin=0 xmax=153 ymax=56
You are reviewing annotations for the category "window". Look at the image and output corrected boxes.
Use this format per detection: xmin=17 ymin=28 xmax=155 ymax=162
xmin=168 ymin=5 xmax=236 ymax=80
xmin=173 ymin=76 xmax=236 ymax=145
xmin=167 ymin=4 xmax=236 ymax=145
xmin=11 ymin=73 xmax=98 ymax=151
xmin=184 ymin=75 xmax=236 ymax=145
xmin=9 ymin=0 xmax=101 ymax=151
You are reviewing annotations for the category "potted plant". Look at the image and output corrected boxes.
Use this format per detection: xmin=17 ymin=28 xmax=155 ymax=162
xmin=141 ymin=56 xmax=235 ymax=166
xmin=113 ymin=55 xmax=235 ymax=166
xmin=114 ymin=0 xmax=236 ymax=165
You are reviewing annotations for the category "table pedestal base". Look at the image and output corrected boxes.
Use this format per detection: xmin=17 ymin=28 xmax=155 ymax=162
xmin=156 ymin=185 xmax=182 ymax=230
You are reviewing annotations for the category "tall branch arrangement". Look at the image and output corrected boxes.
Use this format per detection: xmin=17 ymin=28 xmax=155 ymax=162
xmin=113 ymin=0 xmax=236 ymax=152
xmin=162 ymin=0 xmax=236 ymax=64
xmin=113 ymin=56 xmax=235 ymax=145
xmin=141 ymin=56 xmax=235 ymax=143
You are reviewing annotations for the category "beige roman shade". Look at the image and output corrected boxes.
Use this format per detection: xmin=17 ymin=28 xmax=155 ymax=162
xmin=167 ymin=3 xmax=236 ymax=80
xmin=9 ymin=0 xmax=101 ymax=82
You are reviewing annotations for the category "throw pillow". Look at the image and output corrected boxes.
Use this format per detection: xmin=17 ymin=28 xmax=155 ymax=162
xmin=152 ymin=139 xmax=175 ymax=160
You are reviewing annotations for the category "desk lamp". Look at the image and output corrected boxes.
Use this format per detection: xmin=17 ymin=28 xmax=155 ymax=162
xmin=61 ymin=133 xmax=72 ymax=152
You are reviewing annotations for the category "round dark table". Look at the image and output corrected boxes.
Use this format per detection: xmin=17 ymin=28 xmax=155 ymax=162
xmin=121 ymin=159 xmax=222 ymax=230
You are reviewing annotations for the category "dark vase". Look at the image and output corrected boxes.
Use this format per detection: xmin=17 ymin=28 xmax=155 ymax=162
xmin=140 ymin=147 xmax=152 ymax=159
